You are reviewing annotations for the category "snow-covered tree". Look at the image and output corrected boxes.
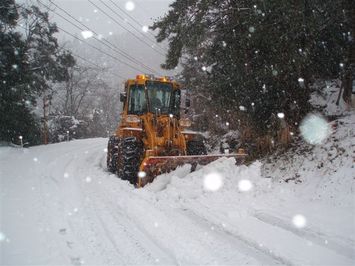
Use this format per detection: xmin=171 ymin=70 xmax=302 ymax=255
xmin=0 ymin=1 xmax=75 ymax=145
xmin=152 ymin=0 xmax=352 ymax=153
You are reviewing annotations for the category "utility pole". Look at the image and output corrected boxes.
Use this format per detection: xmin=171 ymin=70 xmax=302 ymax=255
xmin=19 ymin=136 xmax=23 ymax=148
xmin=340 ymin=0 xmax=354 ymax=106
xmin=43 ymin=94 xmax=49 ymax=145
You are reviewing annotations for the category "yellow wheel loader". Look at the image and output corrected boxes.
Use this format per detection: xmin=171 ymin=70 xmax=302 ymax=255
xmin=107 ymin=74 xmax=246 ymax=187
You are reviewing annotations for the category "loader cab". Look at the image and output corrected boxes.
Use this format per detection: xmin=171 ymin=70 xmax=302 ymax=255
xmin=124 ymin=75 xmax=181 ymax=117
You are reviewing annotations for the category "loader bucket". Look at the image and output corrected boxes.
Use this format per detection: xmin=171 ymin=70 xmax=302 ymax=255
xmin=137 ymin=153 xmax=247 ymax=187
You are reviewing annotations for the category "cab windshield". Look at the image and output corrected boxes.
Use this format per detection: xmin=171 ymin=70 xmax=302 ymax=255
xmin=128 ymin=85 xmax=146 ymax=115
xmin=127 ymin=81 xmax=180 ymax=116
xmin=147 ymin=81 xmax=173 ymax=114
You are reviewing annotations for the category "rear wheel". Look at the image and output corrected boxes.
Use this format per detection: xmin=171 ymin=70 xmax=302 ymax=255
xmin=107 ymin=136 xmax=119 ymax=173
xmin=187 ymin=140 xmax=207 ymax=155
xmin=116 ymin=137 xmax=143 ymax=185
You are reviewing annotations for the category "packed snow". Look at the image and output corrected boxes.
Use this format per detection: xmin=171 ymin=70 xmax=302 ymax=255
xmin=1 ymin=109 xmax=354 ymax=265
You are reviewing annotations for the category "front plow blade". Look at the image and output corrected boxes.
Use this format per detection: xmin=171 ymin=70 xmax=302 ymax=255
xmin=137 ymin=153 xmax=247 ymax=187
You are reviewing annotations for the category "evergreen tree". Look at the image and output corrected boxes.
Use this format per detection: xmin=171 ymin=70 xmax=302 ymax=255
xmin=0 ymin=0 xmax=39 ymax=144
xmin=0 ymin=1 xmax=75 ymax=145
xmin=152 ymin=0 xmax=352 ymax=139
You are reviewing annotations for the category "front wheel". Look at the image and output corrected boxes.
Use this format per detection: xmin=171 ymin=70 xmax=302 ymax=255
xmin=116 ymin=137 xmax=143 ymax=185
xmin=107 ymin=136 xmax=119 ymax=173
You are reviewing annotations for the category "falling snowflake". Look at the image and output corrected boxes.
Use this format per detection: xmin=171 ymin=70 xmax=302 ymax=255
xmin=300 ymin=113 xmax=331 ymax=144
xmin=238 ymin=179 xmax=253 ymax=192
xmin=33 ymin=157 xmax=38 ymax=162
xmin=248 ymin=26 xmax=255 ymax=33
xmin=203 ymin=172 xmax=223 ymax=191
xmin=277 ymin=112 xmax=285 ymax=119
xmin=142 ymin=25 xmax=149 ymax=32
xmin=64 ymin=173 xmax=69 ymax=178
xmin=104 ymin=148 xmax=108 ymax=152
xmin=125 ymin=1 xmax=135 ymax=11
xmin=138 ymin=171 xmax=146 ymax=179
xmin=81 ymin=31 xmax=94 ymax=39
xmin=85 ymin=176 xmax=92 ymax=183
xmin=239 ymin=106 xmax=247 ymax=111
xmin=201 ymin=66 xmax=207 ymax=71
xmin=292 ymin=214 xmax=307 ymax=228
xmin=0 ymin=232 xmax=5 ymax=242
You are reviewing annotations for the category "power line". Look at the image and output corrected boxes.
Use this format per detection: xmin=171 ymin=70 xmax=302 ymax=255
xmin=41 ymin=0 xmax=160 ymax=75
xmin=87 ymin=0 xmax=166 ymax=57
xmin=101 ymin=0 xmax=167 ymax=54
xmin=71 ymin=52 xmax=126 ymax=80
xmin=47 ymin=0 xmax=159 ymax=75
xmin=56 ymin=25 xmax=149 ymax=74
xmin=17 ymin=22 xmax=124 ymax=80
xmin=107 ymin=0 xmax=167 ymax=53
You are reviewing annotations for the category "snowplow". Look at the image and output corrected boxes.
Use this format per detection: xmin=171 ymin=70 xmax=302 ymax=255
xmin=107 ymin=74 xmax=247 ymax=187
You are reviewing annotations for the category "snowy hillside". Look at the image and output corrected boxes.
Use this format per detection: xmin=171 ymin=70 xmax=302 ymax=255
xmin=1 ymin=108 xmax=354 ymax=265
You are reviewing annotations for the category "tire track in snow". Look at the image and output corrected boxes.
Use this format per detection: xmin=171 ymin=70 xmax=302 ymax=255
xmin=38 ymin=141 xmax=123 ymax=265
xmin=35 ymin=144 xmax=94 ymax=264
xmin=92 ymin=146 xmax=282 ymax=265
xmin=67 ymin=141 xmax=178 ymax=265
xmin=180 ymin=199 xmax=355 ymax=265
xmin=85 ymin=150 xmax=179 ymax=265
xmin=64 ymin=142 xmax=128 ymax=265
xmin=94 ymin=196 xmax=179 ymax=265
xmin=179 ymin=208 xmax=292 ymax=266
xmin=97 ymin=184 xmax=265 ymax=265
xmin=253 ymin=211 xmax=355 ymax=260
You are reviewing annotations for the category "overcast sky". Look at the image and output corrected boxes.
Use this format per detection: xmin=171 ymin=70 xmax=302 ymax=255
xmin=18 ymin=0 xmax=176 ymax=79
xmin=21 ymin=0 xmax=173 ymax=40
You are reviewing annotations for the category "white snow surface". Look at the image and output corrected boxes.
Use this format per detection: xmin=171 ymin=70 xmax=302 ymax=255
xmin=1 ymin=114 xmax=355 ymax=265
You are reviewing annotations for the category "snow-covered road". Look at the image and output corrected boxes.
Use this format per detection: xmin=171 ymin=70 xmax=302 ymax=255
xmin=1 ymin=137 xmax=354 ymax=265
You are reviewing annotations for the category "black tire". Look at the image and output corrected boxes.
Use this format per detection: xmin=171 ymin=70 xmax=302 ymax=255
xmin=187 ymin=140 xmax=207 ymax=155
xmin=116 ymin=137 xmax=143 ymax=185
xmin=107 ymin=136 xmax=119 ymax=173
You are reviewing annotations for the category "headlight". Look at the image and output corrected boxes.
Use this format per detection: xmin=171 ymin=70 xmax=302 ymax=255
xmin=179 ymin=118 xmax=192 ymax=127
xmin=125 ymin=115 xmax=141 ymax=123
